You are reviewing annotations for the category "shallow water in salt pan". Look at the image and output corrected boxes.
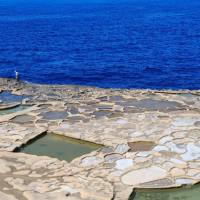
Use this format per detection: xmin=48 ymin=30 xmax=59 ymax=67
xmin=132 ymin=185 xmax=200 ymax=200
xmin=17 ymin=133 xmax=102 ymax=162
xmin=0 ymin=91 xmax=24 ymax=103
xmin=0 ymin=105 xmax=30 ymax=115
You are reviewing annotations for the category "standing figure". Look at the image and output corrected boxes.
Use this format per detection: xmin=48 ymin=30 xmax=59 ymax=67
xmin=15 ymin=70 xmax=19 ymax=81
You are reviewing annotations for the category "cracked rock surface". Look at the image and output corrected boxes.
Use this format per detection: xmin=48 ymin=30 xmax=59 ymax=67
xmin=0 ymin=78 xmax=200 ymax=200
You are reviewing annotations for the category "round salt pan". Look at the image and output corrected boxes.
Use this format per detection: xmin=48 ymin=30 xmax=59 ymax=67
xmin=11 ymin=115 xmax=35 ymax=123
xmin=40 ymin=111 xmax=68 ymax=120
xmin=92 ymin=110 xmax=112 ymax=119
xmin=130 ymin=99 xmax=184 ymax=111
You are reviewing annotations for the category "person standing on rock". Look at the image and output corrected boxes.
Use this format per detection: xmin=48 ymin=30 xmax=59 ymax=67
xmin=15 ymin=70 xmax=19 ymax=81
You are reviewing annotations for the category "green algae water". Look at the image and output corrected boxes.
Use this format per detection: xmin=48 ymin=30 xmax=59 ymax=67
xmin=132 ymin=185 xmax=200 ymax=200
xmin=0 ymin=105 xmax=30 ymax=115
xmin=18 ymin=133 xmax=102 ymax=162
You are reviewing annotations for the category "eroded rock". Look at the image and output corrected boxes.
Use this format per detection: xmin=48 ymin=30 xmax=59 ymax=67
xmin=121 ymin=166 xmax=167 ymax=186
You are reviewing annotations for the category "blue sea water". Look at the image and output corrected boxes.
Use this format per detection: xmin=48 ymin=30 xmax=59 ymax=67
xmin=0 ymin=0 xmax=200 ymax=89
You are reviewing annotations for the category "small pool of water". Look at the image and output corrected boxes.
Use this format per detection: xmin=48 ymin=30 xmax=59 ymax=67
xmin=0 ymin=105 xmax=30 ymax=115
xmin=0 ymin=91 xmax=24 ymax=103
xmin=132 ymin=184 xmax=200 ymax=200
xmin=16 ymin=133 xmax=102 ymax=162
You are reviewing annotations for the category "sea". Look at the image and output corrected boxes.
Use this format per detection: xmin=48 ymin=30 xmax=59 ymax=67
xmin=0 ymin=0 xmax=200 ymax=89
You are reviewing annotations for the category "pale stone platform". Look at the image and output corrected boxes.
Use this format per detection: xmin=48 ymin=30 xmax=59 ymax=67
xmin=0 ymin=78 xmax=200 ymax=200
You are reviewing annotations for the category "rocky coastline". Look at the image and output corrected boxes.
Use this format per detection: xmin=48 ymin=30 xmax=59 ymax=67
xmin=0 ymin=78 xmax=200 ymax=200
